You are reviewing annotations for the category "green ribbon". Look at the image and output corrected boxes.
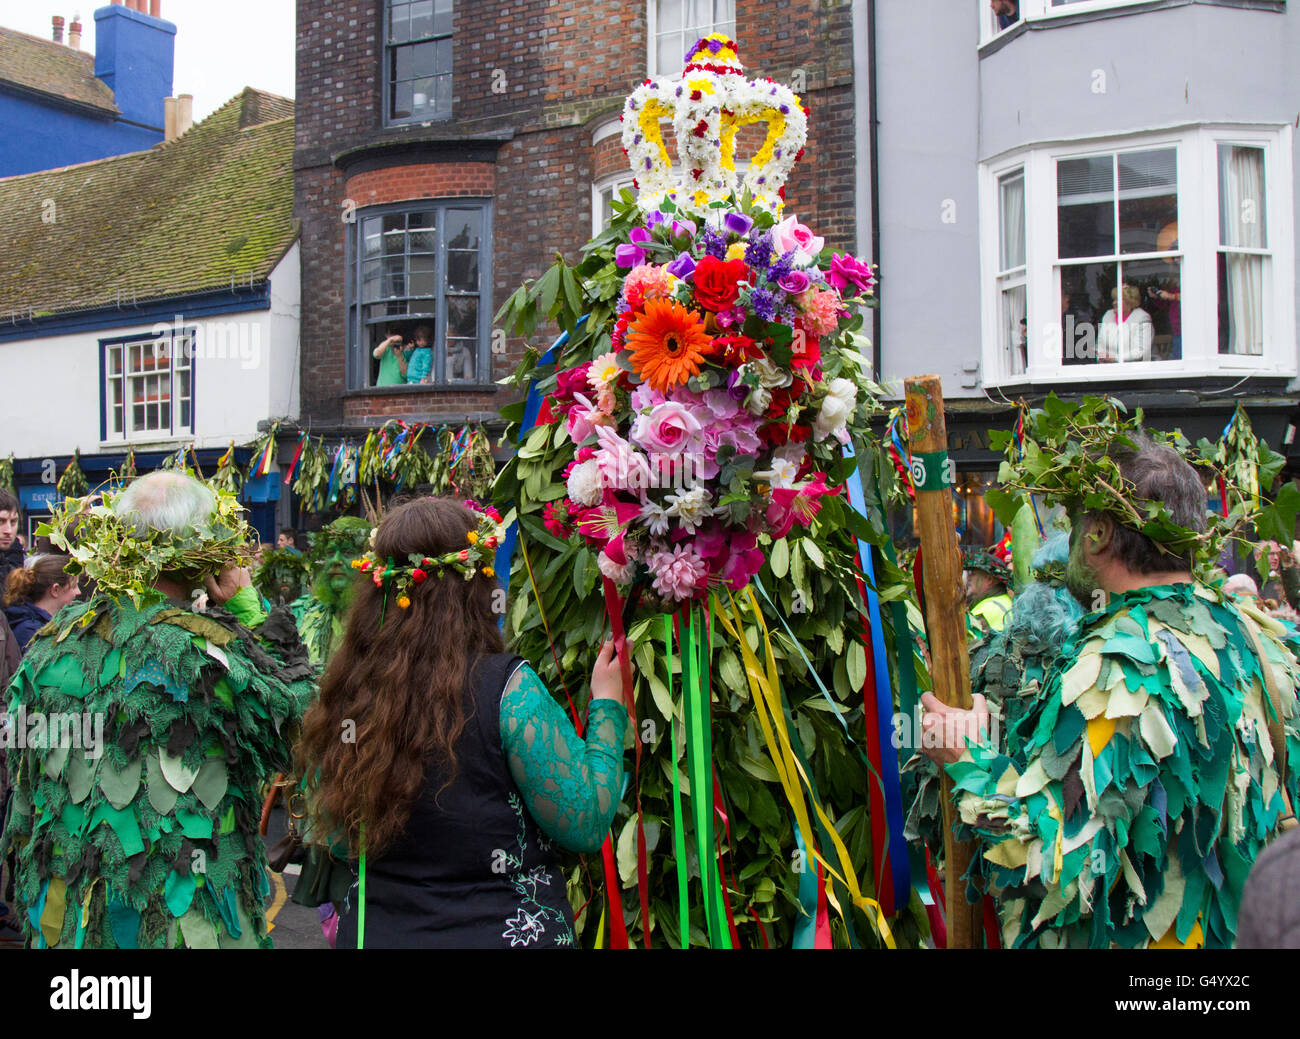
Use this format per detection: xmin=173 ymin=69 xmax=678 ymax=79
xmin=357 ymin=828 xmax=366 ymax=950
xmin=682 ymin=605 xmax=730 ymax=949
xmin=910 ymin=450 xmax=953 ymax=492
xmin=666 ymin=615 xmax=690 ymax=949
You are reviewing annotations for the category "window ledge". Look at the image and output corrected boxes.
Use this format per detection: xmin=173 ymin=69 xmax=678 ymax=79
xmin=980 ymin=0 xmax=1286 ymax=57
xmin=343 ymin=384 xmax=501 ymax=397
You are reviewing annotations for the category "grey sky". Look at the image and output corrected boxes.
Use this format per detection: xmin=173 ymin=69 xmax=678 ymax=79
xmin=4 ymin=0 xmax=296 ymax=121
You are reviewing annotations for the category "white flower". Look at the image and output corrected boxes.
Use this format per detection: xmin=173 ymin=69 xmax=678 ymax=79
xmin=639 ymin=499 xmax=671 ymax=535
xmin=744 ymin=386 xmax=773 ymax=417
xmin=664 ymin=487 xmax=712 ymax=534
xmin=813 ymin=378 xmax=858 ymax=442
xmin=598 ymin=550 xmax=636 ymax=585
xmin=588 ymin=351 xmax=622 ymax=391
xmin=566 ymin=459 xmax=604 ymax=507
xmin=755 ymin=443 xmax=807 ymax=489
xmin=752 ymin=356 xmax=793 ymax=390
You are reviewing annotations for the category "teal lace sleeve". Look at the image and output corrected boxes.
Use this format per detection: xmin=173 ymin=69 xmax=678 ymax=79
xmin=499 ymin=663 xmax=628 ymax=854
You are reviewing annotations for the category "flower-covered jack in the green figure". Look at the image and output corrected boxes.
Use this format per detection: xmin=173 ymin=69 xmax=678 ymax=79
xmin=2 ymin=472 xmax=315 ymax=948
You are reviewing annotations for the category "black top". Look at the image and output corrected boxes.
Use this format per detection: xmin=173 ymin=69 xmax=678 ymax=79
xmin=335 ymin=653 xmax=577 ymax=949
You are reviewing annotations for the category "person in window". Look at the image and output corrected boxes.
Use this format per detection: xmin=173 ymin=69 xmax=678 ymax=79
xmin=405 ymin=324 xmax=435 ymax=385
xmin=1098 ymin=283 xmax=1154 ymax=362
xmin=373 ymin=329 xmax=412 ymax=387
xmin=3 ymin=554 xmax=79 ymax=653
xmin=990 ymin=0 xmax=1020 ymax=30
xmin=296 ymin=497 xmax=629 ymax=948
xmin=447 ymin=341 xmax=476 ymax=383
xmin=1145 ymin=222 xmax=1182 ymax=358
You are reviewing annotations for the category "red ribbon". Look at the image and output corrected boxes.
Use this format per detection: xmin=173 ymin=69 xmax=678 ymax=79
xmin=282 ymin=434 xmax=307 ymax=486
xmin=600 ymin=838 xmax=628 ymax=948
xmin=925 ymin=845 xmax=947 ymax=949
xmin=855 ymin=571 xmax=894 ymax=918
xmin=814 ymin=862 xmax=832 ymax=948
xmin=712 ymin=768 xmax=741 ymax=949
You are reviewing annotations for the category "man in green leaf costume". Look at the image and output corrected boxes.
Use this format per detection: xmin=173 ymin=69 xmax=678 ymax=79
xmin=290 ymin=517 xmax=371 ymax=666
xmin=2 ymin=472 xmax=315 ymax=948
xmin=925 ymin=434 xmax=1299 ymax=948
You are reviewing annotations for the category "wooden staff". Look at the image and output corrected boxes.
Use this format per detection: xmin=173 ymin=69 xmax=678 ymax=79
xmin=904 ymin=374 xmax=981 ymax=950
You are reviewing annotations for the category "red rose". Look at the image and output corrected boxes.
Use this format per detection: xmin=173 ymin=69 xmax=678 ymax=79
xmin=412 ymin=568 xmax=427 ymax=584
xmin=693 ymin=256 xmax=749 ymax=312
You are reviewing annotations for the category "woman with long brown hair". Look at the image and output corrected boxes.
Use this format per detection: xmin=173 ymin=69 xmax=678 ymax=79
xmin=297 ymin=497 xmax=628 ymax=948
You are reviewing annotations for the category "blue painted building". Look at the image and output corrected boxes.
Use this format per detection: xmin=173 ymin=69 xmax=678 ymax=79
xmin=0 ymin=3 xmax=176 ymax=178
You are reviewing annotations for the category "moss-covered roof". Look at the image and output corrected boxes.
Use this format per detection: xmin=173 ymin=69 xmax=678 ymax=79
xmin=0 ymin=87 xmax=297 ymax=319
xmin=0 ymin=25 xmax=119 ymax=116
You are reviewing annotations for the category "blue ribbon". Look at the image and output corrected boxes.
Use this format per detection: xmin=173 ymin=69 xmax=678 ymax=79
xmin=842 ymin=438 xmax=913 ymax=914
xmin=494 ymin=317 xmax=589 ymax=610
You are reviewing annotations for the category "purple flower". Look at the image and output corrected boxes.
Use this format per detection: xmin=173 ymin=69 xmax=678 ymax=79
xmin=778 ymin=269 xmax=811 ymax=294
xmin=630 ymin=226 xmax=652 ymax=245
xmin=670 ymin=219 xmax=698 ymax=240
xmin=725 ymin=368 xmax=749 ymax=402
xmin=701 ymin=228 xmax=728 ymax=259
xmin=770 ymin=249 xmax=797 ymax=281
xmin=724 ymin=213 xmax=753 ymax=237
xmin=615 ymin=244 xmax=647 ymax=268
xmin=744 ymin=231 xmax=774 ymax=271
xmin=826 ymin=253 xmax=876 ymax=295
xmin=666 ymin=252 xmax=696 ymax=279
xmin=749 ymin=287 xmax=777 ymax=322
xmin=645 ymin=210 xmax=667 ymax=229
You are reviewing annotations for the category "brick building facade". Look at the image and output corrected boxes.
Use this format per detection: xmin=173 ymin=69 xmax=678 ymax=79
xmin=294 ymin=0 xmax=860 ymax=435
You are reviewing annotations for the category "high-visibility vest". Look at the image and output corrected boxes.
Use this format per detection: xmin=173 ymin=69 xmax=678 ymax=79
xmin=970 ymin=593 xmax=1013 ymax=633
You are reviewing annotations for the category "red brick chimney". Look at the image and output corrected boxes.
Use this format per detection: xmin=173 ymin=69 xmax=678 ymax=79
xmin=69 ymin=17 xmax=83 ymax=50
xmin=52 ymin=16 xmax=65 ymax=44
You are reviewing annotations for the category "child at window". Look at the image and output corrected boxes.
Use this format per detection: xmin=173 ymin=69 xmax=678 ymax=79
xmin=406 ymin=324 xmax=434 ymax=384
xmin=373 ymin=329 xmax=411 ymax=386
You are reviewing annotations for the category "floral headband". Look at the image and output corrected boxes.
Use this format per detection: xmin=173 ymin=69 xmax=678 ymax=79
xmin=351 ymin=501 xmax=504 ymax=610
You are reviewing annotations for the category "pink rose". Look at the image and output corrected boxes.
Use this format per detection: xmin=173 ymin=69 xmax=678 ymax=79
xmin=778 ymin=270 xmax=811 ymax=295
xmin=630 ymin=401 xmax=703 ymax=456
xmin=826 ymin=253 xmax=876 ymax=295
xmin=772 ymin=215 xmax=825 ymax=264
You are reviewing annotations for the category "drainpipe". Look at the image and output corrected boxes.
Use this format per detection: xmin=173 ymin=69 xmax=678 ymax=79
xmin=867 ymin=0 xmax=882 ymax=381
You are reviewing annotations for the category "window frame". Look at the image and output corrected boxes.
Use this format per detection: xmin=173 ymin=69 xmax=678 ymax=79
xmin=347 ymin=197 xmax=494 ymax=390
xmin=979 ymin=125 xmax=1296 ymax=386
xmin=593 ymin=173 xmax=636 ymax=237
xmin=99 ymin=326 xmax=197 ymax=444
xmin=646 ymin=0 xmax=737 ymax=79
xmin=981 ymin=0 xmax=1175 ymax=44
xmin=383 ymin=0 xmax=454 ymax=127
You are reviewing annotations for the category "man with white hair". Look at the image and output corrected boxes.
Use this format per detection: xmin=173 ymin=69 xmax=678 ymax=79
xmin=3 ymin=471 xmax=315 ymax=948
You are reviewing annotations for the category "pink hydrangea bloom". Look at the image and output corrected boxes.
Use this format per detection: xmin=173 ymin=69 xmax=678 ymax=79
xmin=648 ymin=544 xmax=709 ymax=602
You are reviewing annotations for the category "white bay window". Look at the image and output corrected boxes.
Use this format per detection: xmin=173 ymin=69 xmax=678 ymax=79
xmin=981 ymin=126 xmax=1295 ymax=385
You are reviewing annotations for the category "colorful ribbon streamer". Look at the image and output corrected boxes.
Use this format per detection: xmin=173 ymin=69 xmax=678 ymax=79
xmin=841 ymin=439 xmax=912 ymax=916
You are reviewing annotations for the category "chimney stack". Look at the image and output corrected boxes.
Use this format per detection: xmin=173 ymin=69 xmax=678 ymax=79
xmin=69 ymin=18 xmax=83 ymax=50
xmin=52 ymin=16 xmax=65 ymax=44
xmin=151 ymin=1 xmax=162 ymax=18
xmin=176 ymin=93 xmax=193 ymax=137
xmin=164 ymin=96 xmax=177 ymax=140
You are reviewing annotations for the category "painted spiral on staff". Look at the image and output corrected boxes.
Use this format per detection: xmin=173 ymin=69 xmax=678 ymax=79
xmin=909 ymin=457 xmax=927 ymax=487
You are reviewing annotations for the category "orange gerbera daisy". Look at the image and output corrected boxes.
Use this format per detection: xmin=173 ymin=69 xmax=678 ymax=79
xmin=625 ymin=298 xmax=711 ymax=392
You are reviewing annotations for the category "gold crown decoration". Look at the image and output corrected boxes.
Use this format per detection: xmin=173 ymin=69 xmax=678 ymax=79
xmin=621 ymin=34 xmax=809 ymax=218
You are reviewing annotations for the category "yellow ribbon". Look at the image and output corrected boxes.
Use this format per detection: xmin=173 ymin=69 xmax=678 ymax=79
xmin=713 ymin=587 xmax=896 ymax=948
